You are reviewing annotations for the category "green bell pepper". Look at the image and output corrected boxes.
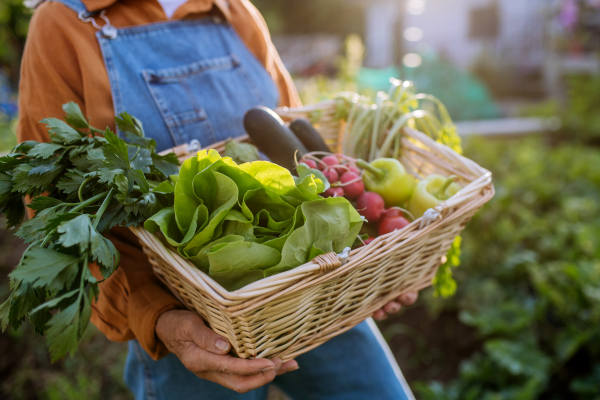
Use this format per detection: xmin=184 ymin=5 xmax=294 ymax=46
xmin=408 ymin=174 xmax=461 ymax=219
xmin=357 ymin=158 xmax=416 ymax=207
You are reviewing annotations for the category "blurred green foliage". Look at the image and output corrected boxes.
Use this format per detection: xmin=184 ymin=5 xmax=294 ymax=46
xmin=415 ymin=137 xmax=600 ymax=399
xmin=562 ymin=74 xmax=600 ymax=141
xmin=0 ymin=115 xmax=17 ymax=154
xmin=0 ymin=0 xmax=31 ymax=84
xmin=2 ymin=324 xmax=132 ymax=400
xmin=522 ymin=74 xmax=600 ymax=143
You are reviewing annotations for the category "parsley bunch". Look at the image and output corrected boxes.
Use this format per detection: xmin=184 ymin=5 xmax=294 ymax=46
xmin=0 ymin=102 xmax=179 ymax=360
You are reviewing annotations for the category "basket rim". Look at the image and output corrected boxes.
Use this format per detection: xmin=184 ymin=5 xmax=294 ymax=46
xmin=133 ymin=183 xmax=493 ymax=315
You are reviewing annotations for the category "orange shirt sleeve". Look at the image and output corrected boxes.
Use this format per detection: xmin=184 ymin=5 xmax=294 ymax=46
xmin=17 ymin=3 xmax=84 ymax=143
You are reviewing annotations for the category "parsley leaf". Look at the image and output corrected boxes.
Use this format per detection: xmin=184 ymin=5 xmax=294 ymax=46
xmin=27 ymin=143 xmax=64 ymax=159
xmin=56 ymin=169 xmax=86 ymax=197
xmin=46 ymin=301 xmax=80 ymax=361
xmin=41 ymin=118 xmax=83 ymax=145
xmin=102 ymin=128 xmax=130 ymax=170
xmin=10 ymin=248 xmax=81 ymax=292
xmin=28 ymin=197 xmax=64 ymax=213
xmin=62 ymin=102 xmax=89 ymax=129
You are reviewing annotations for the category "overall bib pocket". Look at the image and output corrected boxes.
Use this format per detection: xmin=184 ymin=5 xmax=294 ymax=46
xmin=142 ymin=53 xmax=264 ymax=146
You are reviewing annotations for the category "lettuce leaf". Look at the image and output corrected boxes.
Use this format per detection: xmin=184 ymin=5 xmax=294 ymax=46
xmin=147 ymin=150 xmax=363 ymax=291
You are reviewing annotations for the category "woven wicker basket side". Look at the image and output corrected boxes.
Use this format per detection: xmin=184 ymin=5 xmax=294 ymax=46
xmin=135 ymin=180 xmax=492 ymax=360
xmin=137 ymin=102 xmax=495 ymax=360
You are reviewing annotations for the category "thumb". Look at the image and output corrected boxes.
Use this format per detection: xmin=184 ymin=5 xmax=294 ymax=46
xmin=185 ymin=314 xmax=231 ymax=355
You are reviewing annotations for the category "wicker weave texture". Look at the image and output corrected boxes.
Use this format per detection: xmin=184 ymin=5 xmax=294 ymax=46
xmin=133 ymin=103 xmax=494 ymax=361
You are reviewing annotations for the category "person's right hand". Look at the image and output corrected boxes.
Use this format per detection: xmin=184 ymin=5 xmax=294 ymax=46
xmin=156 ymin=310 xmax=298 ymax=393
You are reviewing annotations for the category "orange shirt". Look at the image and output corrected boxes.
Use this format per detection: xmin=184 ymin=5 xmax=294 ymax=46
xmin=18 ymin=0 xmax=300 ymax=360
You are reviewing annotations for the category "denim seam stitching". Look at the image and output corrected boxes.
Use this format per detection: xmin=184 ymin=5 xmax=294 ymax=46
xmin=97 ymin=34 xmax=127 ymax=140
xmin=143 ymin=56 xmax=237 ymax=81
xmin=132 ymin=342 xmax=158 ymax=400
xmin=141 ymin=70 xmax=183 ymax=146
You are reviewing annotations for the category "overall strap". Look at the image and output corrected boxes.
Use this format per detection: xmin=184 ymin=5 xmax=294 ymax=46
xmin=48 ymin=0 xmax=88 ymax=14
xmin=49 ymin=0 xmax=118 ymax=38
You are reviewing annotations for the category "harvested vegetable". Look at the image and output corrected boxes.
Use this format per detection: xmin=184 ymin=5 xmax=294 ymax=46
xmin=407 ymin=174 xmax=461 ymax=218
xmin=0 ymin=102 xmax=179 ymax=360
xmin=357 ymin=158 xmax=416 ymax=206
xmin=303 ymin=159 xmax=318 ymax=169
xmin=289 ymin=118 xmax=330 ymax=152
xmin=381 ymin=207 xmax=408 ymax=221
xmin=323 ymin=168 xmax=339 ymax=183
xmin=324 ymin=80 xmax=464 ymax=297
xmin=243 ymin=107 xmax=308 ymax=171
xmin=338 ymin=171 xmax=364 ymax=200
xmin=223 ymin=139 xmax=261 ymax=164
xmin=378 ymin=215 xmax=410 ymax=236
xmin=145 ymin=150 xmax=363 ymax=291
xmin=323 ymin=187 xmax=344 ymax=198
xmin=336 ymin=79 xmax=461 ymax=161
xmin=356 ymin=191 xmax=385 ymax=223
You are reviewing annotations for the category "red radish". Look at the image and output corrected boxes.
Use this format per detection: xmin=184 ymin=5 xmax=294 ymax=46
xmin=378 ymin=216 xmax=410 ymax=236
xmin=323 ymin=168 xmax=339 ymax=183
xmin=340 ymin=171 xmax=365 ymax=199
xmin=381 ymin=208 xmax=405 ymax=220
xmin=321 ymin=155 xmax=339 ymax=170
xmin=348 ymin=165 xmax=361 ymax=175
xmin=302 ymin=159 xmax=318 ymax=169
xmin=333 ymin=160 xmax=350 ymax=176
xmin=356 ymin=191 xmax=385 ymax=223
xmin=323 ymin=187 xmax=344 ymax=198
xmin=358 ymin=236 xmax=375 ymax=247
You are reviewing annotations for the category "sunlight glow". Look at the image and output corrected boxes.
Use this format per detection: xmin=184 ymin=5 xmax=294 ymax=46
xmin=403 ymin=53 xmax=422 ymax=68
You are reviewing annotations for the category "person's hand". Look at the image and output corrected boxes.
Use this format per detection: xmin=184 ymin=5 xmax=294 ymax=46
xmin=373 ymin=291 xmax=418 ymax=321
xmin=156 ymin=310 xmax=298 ymax=393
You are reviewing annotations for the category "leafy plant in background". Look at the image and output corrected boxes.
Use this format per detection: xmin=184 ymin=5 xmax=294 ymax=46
xmin=0 ymin=0 xmax=31 ymax=84
xmin=415 ymin=137 xmax=600 ymax=400
xmin=0 ymin=114 xmax=17 ymax=154
xmin=562 ymin=74 xmax=600 ymax=142
xmin=523 ymin=74 xmax=600 ymax=143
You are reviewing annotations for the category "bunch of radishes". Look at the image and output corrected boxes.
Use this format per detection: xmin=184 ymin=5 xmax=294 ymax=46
xmin=300 ymin=153 xmax=365 ymax=200
xmin=299 ymin=153 xmax=411 ymax=242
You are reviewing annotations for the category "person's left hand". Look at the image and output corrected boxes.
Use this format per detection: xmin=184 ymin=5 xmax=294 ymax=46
xmin=373 ymin=291 xmax=418 ymax=321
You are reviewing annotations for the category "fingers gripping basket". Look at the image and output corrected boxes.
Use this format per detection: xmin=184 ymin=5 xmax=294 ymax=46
xmin=130 ymin=103 xmax=494 ymax=362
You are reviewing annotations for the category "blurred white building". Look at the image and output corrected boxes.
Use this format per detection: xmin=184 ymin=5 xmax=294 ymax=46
xmin=365 ymin=0 xmax=549 ymax=70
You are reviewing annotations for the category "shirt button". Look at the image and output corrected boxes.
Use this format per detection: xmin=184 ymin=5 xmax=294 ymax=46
xmin=211 ymin=16 xmax=222 ymax=24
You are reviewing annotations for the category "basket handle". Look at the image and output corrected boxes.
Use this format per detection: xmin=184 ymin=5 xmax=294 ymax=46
xmin=312 ymin=247 xmax=351 ymax=274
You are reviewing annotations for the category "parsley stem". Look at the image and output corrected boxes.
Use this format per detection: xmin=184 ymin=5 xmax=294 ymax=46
xmin=41 ymin=228 xmax=57 ymax=248
xmin=78 ymin=176 xmax=95 ymax=202
xmin=92 ymin=188 xmax=115 ymax=230
xmin=70 ymin=191 xmax=108 ymax=213
xmin=90 ymin=127 xmax=104 ymax=136
xmin=77 ymin=255 xmax=88 ymax=305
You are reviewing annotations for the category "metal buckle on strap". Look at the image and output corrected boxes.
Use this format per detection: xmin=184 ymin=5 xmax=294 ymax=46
xmin=78 ymin=9 xmax=118 ymax=39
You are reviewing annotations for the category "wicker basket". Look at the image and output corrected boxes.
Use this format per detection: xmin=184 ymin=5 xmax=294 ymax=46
xmin=130 ymin=103 xmax=494 ymax=362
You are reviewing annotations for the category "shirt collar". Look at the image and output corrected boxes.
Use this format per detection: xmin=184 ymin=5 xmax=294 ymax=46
xmin=81 ymin=0 xmax=231 ymax=20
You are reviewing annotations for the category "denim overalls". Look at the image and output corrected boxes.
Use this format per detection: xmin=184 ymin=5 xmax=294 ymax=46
xmin=48 ymin=1 xmax=414 ymax=399
xmin=52 ymin=0 xmax=279 ymax=152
